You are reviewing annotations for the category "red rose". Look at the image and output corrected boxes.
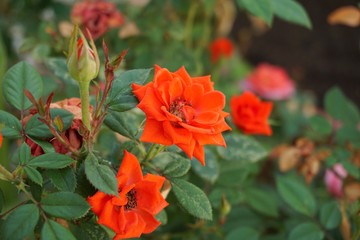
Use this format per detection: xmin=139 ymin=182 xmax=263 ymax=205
xmin=209 ymin=37 xmax=234 ymax=63
xmin=230 ymin=91 xmax=273 ymax=135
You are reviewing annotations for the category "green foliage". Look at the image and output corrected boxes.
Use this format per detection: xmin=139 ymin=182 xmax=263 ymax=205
xmin=41 ymin=192 xmax=90 ymax=220
xmin=217 ymin=134 xmax=267 ymax=162
xmin=2 ymin=61 xmax=43 ymax=110
xmin=276 ymin=174 xmax=316 ymax=216
xmin=41 ymin=219 xmax=76 ymax=240
xmin=70 ymin=222 xmax=109 ymax=240
xmin=104 ymin=110 xmax=139 ymax=140
xmin=19 ymin=143 xmax=31 ymax=165
xmin=84 ymin=153 xmax=118 ymax=195
xmin=308 ymin=115 xmax=332 ymax=136
xmin=236 ymin=0 xmax=311 ymax=29
xmin=226 ymin=226 xmax=260 ymax=240
xmin=152 ymin=152 xmax=191 ymax=178
xmin=237 ymin=0 xmax=273 ymax=25
xmin=0 ymin=110 xmax=22 ymax=138
xmin=25 ymin=109 xmax=74 ymax=138
xmin=192 ymin=149 xmax=219 ymax=183
xmin=106 ymin=68 xmax=152 ymax=112
xmin=46 ymin=167 xmax=77 ymax=192
xmin=171 ymin=178 xmax=213 ymax=220
xmin=319 ymin=201 xmax=341 ymax=230
xmin=288 ymin=222 xmax=324 ymax=240
xmin=244 ymin=188 xmax=278 ymax=217
xmin=0 ymin=204 xmax=40 ymax=240
xmin=270 ymin=0 xmax=312 ymax=29
xmin=24 ymin=166 xmax=43 ymax=186
xmin=28 ymin=153 xmax=75 ymax=169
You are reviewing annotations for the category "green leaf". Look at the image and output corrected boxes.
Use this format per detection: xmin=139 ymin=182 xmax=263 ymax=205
xmin=19 ymin=143 xmax=32 ymax=164
xmin=0 ymin=189 xmax=5 ymax=212
xmin=41 ymin=219 xmax=76 ymax=240
xmin=209 ymin=188 xmax=242 ymax=208
xmin=28 ymin=153 xmax=75 ymax=169
xmin=226 ymin=226 xmax=260 ymax=240
xmin=25 ymin=109 xmax=74 ymax=138
xmin=320 ymin=201 xmax=341 ymax=230
xmin=152 ymin=152 xmax=191 ymax=178
xmin=289 ymin=222 xmax=324 ymax=240
xmin=104 ymin=110 xmax=138 ymax=140
xmin=217 ymin=162 xmax=255 ymax=186
xmin=156 ymin=210 xmax=168 ymax=225
xmin=84 ymin=153 xmax=118 ymax=195
xmin=270 ymin=0 xmax=312 ymax=29
xmin=2 ymin=61 xmax=43 ymax=110
xmin=0 ymin=204 xmax=40 ymax=240
xmin=31 ymin=138 xmax=55 ymax=153
xmin=70 ymin=222 xmax=109 ymax=240
xmin=237 ymin=0 xmax=273 ymax=25
xmin=276 ymin=174 xmax=316 ymax=216
xmin=171 ymin=178 xmax=212 ymax=220
xmin=308 ymin=115 xmax=332 ymax=136
xmin=41 ymin=192 xmax=90 ymax=220
xmin=341 ymin=160 xmax=360 ymax=179
xmin=192 ymin=149 xmax=219 ymax=183
xmin=325 ymin=87 xmax=360 ymax=127
xmin=46 ymin=167 xmax=76 ymax=192
xmin=24 ymin=166 xmax=43 ymax=186
xmin=107 ymin=68 xmax=152 ymax=112
xmin=245 ymin=188 xmax=278 ymax=217
xmin=0 ymin=110 xmax=22 ymax=138
xmin=217 ymin=134 xmax=267 ymax=162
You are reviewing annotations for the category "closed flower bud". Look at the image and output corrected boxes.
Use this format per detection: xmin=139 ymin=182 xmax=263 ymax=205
xmin=67 ymin=26 xmax=100 ymax=83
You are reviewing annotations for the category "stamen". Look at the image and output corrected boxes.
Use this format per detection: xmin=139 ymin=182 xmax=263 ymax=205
xmin=125 ymin=189 xmax=137 ymax=210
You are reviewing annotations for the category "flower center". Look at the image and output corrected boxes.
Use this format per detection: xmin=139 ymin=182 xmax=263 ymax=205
xmin=169 ymin=98 xmax=190 ymax=122
xmin=125 ymin=189 xmax=137 ymax=210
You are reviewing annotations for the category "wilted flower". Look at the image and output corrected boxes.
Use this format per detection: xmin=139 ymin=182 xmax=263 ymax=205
xmin=230 ymin=91 xmax=273 ymax=135
xmin=67 ymin=26 xmax=100 ymax=83
xmin=71 ymin=0 xmax=125 ymax=40
xmin=209 ymin=37 xmax=234 ymax=63
xmin=24 ymin=98 xmax=91 ymax=156
xmin=132 ymin=65 xmax=231 ymax=165
xmin=88 ymin=151 xmax=168 ymax=239
xmin=242 ymin=63 xmax=295 ymax=100
xmin=324 ymin=163 xmax=348 ymax=198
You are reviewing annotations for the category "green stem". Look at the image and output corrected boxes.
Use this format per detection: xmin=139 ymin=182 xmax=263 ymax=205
xmin=79 ymin=81 xmax=91 ymax=131
xmin=184 ymin=1 xmax=199 ymax=49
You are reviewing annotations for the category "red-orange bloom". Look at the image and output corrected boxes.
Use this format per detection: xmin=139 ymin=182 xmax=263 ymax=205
xmin=230 ymin=91 xmax=273 ymax=135
xmin=71 ymin=0 xmax=125 ymax=40
xmin=209 ymin=37 xmax=234 ymax=63
xmin=0 ymin=134 xmax=2 ymax=148
xmin=88 ymin=151 xmax=168 ymax=239
xmin=132 ymin=65 xmax=231 ymax=165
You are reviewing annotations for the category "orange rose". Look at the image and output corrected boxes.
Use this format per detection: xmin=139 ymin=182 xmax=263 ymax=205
xmin=230 ymin=91 xmax=273 ymax=135
xmin=132 ymin=65 xmax=231 ymax=165
xmin=88 ymin=151 xmax=168 ymax=239
xmin=209 ymin=37 xmax=234 ymax=63
xmin=0 ymin=134 xmax=2 ymax=148
xmin=71 ymin=0 xmax=125 ymax=40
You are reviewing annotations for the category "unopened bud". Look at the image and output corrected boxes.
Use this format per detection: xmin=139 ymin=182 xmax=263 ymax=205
xmin=67 ymin=26 xmax=100 ymax=83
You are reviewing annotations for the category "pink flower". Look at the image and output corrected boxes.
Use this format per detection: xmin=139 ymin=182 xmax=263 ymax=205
xmin=71 ymin=0 xmax=125 ymax=40
xmin=242 ymin=63 xmax=295 ymax=100
xmin=324 ymin=163 xmax=347 ymax=198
